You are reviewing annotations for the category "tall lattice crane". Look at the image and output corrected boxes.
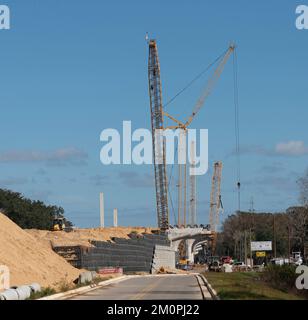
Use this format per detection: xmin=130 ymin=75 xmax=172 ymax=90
xmin=162 ymin=45 xmax=234 ymax=228
xmin=148 ymin=38 xmax=235 ymax=230
xmin=209 ymin=161 xmax=223 ymax=232
xmin=148 ymin=39 xmax=169 ymax=229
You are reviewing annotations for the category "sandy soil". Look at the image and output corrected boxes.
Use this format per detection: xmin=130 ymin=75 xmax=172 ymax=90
xmin=26 ymin=226 xmax=157 ymax=248
xmin=0 ymin=212 xmax=156 ymax=290
xmin=0 ymin=213 xmax=80 ymax=289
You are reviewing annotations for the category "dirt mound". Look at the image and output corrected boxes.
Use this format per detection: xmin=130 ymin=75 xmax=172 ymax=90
xmin=27 ymin=227 xmax=157 ymax=248
xmin=0 ymin=213 xmax=80 ymax=289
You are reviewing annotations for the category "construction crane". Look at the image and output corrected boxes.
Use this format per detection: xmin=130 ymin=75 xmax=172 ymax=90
xmin=162 ymin=44 xmax=235 ymax=228
xmin=147 ymin=39 xmax=235 ymax=229
xmin=209 ymin=161 xmax=223 ymax=232
xmin=148 ymin=39 xmax=169 ymax=229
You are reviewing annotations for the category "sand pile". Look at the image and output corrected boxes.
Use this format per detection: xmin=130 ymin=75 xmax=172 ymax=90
xmin=27 ymin=227 xmax=157 ymax=248
xmin=0 ymin=213 xmax=80 ymax=288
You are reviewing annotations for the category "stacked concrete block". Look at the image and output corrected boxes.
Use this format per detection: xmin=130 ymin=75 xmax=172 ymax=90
xmin=79 ymin=233 xmax=171 ymax=273
xmin=151 ymin=245 xmax=176 ymax=273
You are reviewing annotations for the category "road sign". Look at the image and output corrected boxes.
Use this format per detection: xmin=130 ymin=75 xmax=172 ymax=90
xmin=251 ymin=241 xmax=272 ymax=251
xmin=256 ymin=251 xmax=266 ymax=257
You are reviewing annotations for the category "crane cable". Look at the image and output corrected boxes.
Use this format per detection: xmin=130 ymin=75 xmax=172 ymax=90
xmin=163 ymin=48 xmax=229 ymax=109
xmin=233 ymin=47 xmax=241 ymax=213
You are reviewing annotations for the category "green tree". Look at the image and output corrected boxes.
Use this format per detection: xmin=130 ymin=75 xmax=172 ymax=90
xmin=0 ymin=188 xmax=72 ymax=230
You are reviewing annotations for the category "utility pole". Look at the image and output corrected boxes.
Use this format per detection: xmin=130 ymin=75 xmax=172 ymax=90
xmin=273 ymin=215 xmax=277 ymax=258
xmin=244 ymin=231 xmax=247 ymax=266
xmin=183 ymin=160 xmax=187 ymax=227
xmin=288 ymin=225 xmax=291 ymax=260
xmin=249 ymin=228 xmax=253 ymax=267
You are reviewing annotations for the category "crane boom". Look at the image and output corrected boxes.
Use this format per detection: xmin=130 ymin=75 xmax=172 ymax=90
xmin=148 ymin=39 xmax=169 ymax=229
xmin=184 ymin=45 xmax=235 ymax=128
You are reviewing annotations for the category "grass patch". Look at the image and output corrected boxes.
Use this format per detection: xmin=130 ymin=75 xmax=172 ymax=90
xmin=27 ymin=274 xmax=117 ymax=299
xmin=27 ymin=287 xmax=56 ymax=300
xmin=204 ymin=272 xmax=305 ymax=300
xmin=75 ymin=275 xmax=113 ymax=288
xmin=30 ymin=275 xmax=114 ymax=299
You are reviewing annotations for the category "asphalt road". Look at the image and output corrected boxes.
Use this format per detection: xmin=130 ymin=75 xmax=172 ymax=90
xmin=70 ymin=274 xmax=211 ymax=300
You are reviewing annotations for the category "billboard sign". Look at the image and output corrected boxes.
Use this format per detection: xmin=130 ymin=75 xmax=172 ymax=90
xmin=251 ymin=241 xmax=272 ymax=251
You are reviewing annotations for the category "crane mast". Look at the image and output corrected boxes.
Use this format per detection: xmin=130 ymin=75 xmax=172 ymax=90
xmin=209 ymin=161 xmax=223 ymax=232
xmin=148 ymin=39 xmax=169 ymax=229
xmin=189 ymin=140 xmax=197 ymax=226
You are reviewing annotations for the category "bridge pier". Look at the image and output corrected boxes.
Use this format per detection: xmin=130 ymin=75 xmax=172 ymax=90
xmin=167 ymin=227 xmax=213 ymax=265
xmin=186 ymin=239 xmax=195 ymax=263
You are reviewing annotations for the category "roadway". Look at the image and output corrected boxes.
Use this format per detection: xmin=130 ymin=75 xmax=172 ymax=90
xmin=69 ymin=274 xmax=212 ymax=300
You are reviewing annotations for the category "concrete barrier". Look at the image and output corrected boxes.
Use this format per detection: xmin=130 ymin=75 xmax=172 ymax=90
xmin=54 ymin=233 xmax=172 ymax=274
xmin=151 ymin=245 xmax=176 ymax=273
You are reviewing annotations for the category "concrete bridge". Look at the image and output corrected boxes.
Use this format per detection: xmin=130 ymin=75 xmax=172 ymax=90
xmin=166 ymin=227 xmax=213 ymax=263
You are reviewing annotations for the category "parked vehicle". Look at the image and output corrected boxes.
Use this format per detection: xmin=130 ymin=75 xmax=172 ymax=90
xmin=232 ymin=261 xmax=252 ymax=271
xmin=220 ymin=256 xmax=232 ymax=264
xmin=209 ymin=260 xmax=221 ymax=272
xmin=270 ymin=258 xmax=289 ymax=266
xmin=291 ymin=252 xmax=303 ymax=266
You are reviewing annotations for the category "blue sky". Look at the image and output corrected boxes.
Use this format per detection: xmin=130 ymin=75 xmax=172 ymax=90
xmin=0 ymin=0 xmax=307 ymax=228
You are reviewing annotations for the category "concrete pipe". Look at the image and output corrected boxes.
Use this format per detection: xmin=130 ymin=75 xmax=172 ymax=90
xmin=14 ymin=285 xmax=31 ymax=300
xmin=29 ymin=283 xmax=41 ymax=293
xmin=78 ymin=271 xmax=93 ymax=285
xmin=0 ymin=289 xmax=19 ymax=300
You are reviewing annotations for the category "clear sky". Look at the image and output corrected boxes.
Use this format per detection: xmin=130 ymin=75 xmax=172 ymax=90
xmin=0 ymin=0 xmax=307 ymax=228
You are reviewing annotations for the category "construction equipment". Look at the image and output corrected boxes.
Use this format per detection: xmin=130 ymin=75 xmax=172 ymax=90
xmin=147 ymin=39 xmax=235 ymax=229
xmin=209 ymin=161 xmax=223 ymax=233
xmin=148 ymin=39 xmax=169 ymax=229
xmin=148 ymin=40 xmax=235 ymax=229
xmin=52 ymin=217 xmax=65 ymax=231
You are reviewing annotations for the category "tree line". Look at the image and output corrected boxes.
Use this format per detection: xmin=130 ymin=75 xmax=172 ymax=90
xmin=216 ymin=169 xmax=308 ymax=260
xmin=0 ymin=188 xmax=72 ymax=230
xmin=216 ymin=208 xmax=308 ymax=259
